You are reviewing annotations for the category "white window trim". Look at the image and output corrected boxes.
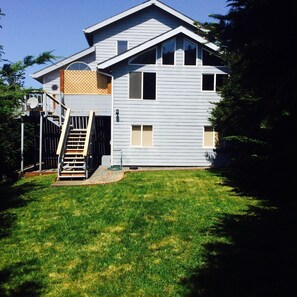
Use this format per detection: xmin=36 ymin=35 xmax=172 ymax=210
xmin=183 ymin=38 xmax=198 ymax=66
xmin=66 ymin=61 xmax=91 ymax=70
xmin=130 ymin=125 xmax=154 ymax=147
xmin=161 ymin=38 xmax=176 ymax=66
xmin=203 ymin=126 xmax=217 ymax=148
xmin=117 ymin=40 xmax=129 ymax=55
xmin=128 ymin=72 xmax=157 ymax=100
xmin=201 ymin=48 xmax=226 ymax=67
xmin=201 ymin=73 xmax=216 ymax=92
xmin=128 ymin=47 xmax=157 ymax=65
xmin=201 ymin=73 xmax=228 ymax=92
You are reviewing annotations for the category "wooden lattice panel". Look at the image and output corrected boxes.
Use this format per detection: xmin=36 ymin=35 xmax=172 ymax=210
xmin=98 ymin=73 xmax=112 ymax=95
xmin=62 ymin=70 xmax=111 ymax=95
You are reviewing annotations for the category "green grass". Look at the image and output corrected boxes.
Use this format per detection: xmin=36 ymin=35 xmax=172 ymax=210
xmin=0 ymin=170 xmax=261 ymax=296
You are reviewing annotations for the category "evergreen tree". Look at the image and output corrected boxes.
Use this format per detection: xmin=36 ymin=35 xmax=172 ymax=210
xmin=0 ymin=8 xmax=56 ymax=181
xmin=206 ymin=0 xmax=297 ymax=195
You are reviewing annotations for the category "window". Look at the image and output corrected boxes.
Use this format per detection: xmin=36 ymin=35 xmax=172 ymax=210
xmin=129 ymin=72 xmax=156 ymax=100
xmin=162 ymin=39 xmax=175 ymax=65
xmin=131 ymin=125 xmax=153 ymax=147
xmin=202 ymin=74 xmax=228 ymax=91
xmin=130 ymin=48 xmax=156 ymax=65
xmin=117 ymin=40 xmax=128 ymax=55
xmin=184 ymin=39 xmax=197 ymax=65
xmin=204 ymin=126 xmax=218 ymax=148
xmin=202 ymin=49 xmax=225 ymax=66
xmin=66 ymin=62 xmax=91 ymax=70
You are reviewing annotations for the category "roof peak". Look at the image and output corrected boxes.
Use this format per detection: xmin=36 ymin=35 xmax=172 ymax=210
xmin=84 ymin=0 xmax=196 ymax=46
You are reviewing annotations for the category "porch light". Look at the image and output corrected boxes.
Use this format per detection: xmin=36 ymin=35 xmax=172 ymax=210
xmin=116 ymin=109 xmax=120 ymax=122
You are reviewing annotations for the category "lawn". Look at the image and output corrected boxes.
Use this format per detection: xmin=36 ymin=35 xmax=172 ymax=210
xmin=0 ymin=170 xmax=261 ymax=296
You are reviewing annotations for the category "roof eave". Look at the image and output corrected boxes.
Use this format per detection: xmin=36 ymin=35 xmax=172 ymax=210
xmin=83 ymin=0 xmax=197 ymax=46
xmin=97 ymin=26 xmax=219 ymax=70
xmin=31 ymin=46 xmax=95 ymax=81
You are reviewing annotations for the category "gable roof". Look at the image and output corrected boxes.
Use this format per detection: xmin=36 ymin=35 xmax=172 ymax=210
xmin=84 ymin=0 xmax=197 ymax=46
xmin=97 ymin=26 xmax=219 ymax=70
xmin=31 ymin=47 xmax=95 ymax=82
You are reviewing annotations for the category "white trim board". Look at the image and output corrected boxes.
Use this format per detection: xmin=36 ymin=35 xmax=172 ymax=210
xmin=31 ymin=47 xmax=95 ymax=82
xmin=98 ymin=26 xmax=219 ymax=70
xmin=83 ymin=0 xmax=197 ymax=45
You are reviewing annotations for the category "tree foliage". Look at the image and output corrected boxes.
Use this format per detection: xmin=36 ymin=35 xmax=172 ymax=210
xmin=206 ymin=0 xmax=297 ymax=194
xmin=0 ymin=8 xmax=56 ymax=181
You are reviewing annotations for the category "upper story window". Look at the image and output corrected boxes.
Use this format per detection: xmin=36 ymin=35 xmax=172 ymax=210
xmin=202 ymin=49 xmax=225 ymax=66
xmin=117 ymin=40 xmax=128 ymax=55
xmin=184 ymin=39 xmax=197 ymax=66
xmin=162 ymin=39 xmax=175 ymax=65
xmin=129 ymin=72 xmax=156 ymax=100
xmin=66 ymin=62 xmax=91 ymax=71
xmin=130 ymin=48 xmax=156 ymax=65
xmin=202 ymin=73 xmax=228 ymax=91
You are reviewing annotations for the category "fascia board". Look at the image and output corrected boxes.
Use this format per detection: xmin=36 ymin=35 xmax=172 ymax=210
xmin=83 ymin=0 xmax=197 ymax=38
xmin=84 ymin=1 xmax=152 ymax=34
xmin=31 ymin=47 xmax=95 ymax=80
xmin=97 ymin=26 xmax=219 ymax=69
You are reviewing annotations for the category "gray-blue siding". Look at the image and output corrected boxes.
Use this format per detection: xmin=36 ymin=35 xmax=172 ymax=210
xmin=111 ymin=36 xmax=228 ymax=166
xmin=93 ymin=6 xmax=195 ymax=63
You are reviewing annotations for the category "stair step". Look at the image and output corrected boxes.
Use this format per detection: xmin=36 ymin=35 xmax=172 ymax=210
xmin=59 ymin=174 xmax=86 ymax=179
xmin=65 ymin=149 xmax=83 ymax=153
xmin=68 ymin=137 xmax=86 ymax=140
xmin=64 ymin=156 xmax=84 ymax=160
xmin=71 ymin=129 xmax=87 ymax=132
xmin=62 ymin=167 xmax=85 ymax=171
xmin=61 ymin=170 xmax=85 ymax=174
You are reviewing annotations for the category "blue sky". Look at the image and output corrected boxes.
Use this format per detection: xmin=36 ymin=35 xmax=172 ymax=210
xmin=0 ymin=0 xmax=228 ymax=88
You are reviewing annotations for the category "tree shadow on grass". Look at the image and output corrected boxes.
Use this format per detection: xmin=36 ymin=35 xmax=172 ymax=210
xmin=182 ymin=169 xmax=297 ymax=297
xmin=0 ymin=180 xmax=46 ymax=238
xmin=0 ymin=260 xmax=43 ymax=297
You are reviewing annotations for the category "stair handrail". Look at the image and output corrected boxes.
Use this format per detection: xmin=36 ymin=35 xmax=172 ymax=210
xmin=83 ymin=111 xmax=95 ymax=157
xmin=44 ymin=92 xmax=68 ymax=112
xmin=56 ymin=108 xmax=71 ymax=157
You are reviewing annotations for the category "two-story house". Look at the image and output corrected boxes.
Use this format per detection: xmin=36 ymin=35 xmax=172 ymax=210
xmin=31 ymin=0 xmax=228 ymax=179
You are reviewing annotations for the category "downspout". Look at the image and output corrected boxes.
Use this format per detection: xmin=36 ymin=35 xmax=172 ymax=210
xmin=97 ymin=69 xmax=114 ymax=166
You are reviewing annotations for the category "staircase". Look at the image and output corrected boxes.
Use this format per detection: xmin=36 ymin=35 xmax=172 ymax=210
xmin=57 ymin=110 xmax=96 ymax=180
xmin=60 ymin=128 xmax=87 ymax=178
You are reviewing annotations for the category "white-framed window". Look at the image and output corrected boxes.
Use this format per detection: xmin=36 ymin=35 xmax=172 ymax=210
xmin=202 ymin=73 xmax=228 ymax=91
xmin=184 ymin=39 xmax=197 ymax=66
xmin=202 ymin=49 xmax=225 ymax=66
xmin=117 ymin=40 xmax=128 ymax=55
xmin=203 ymin=126 xmax=219 ymax=148
xmin=66 ymin=61 xmax=91 ymax=70
xmin=162 ymin=38 xmax=175 ymax=65
xmin=129 ymin=72 xmax=156 ymax=100
xmin=129 ymin=47 xmax=157 ymax=65
xmin=131 ymin=125 xmax=153 ymax=147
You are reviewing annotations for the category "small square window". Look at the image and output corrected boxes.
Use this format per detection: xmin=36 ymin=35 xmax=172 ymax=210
xmin=131 ymin=125 xmax=153 ymax=147
xmin=129 ymin=72 xmax=156 ymax=100
xmin=202 ymin=74 xmax=215 ymax=91
xmin=204 ymin=126 xmax=219 ymax=148
xmin=202 ymin=74 xmax=228 ymax=91
xmin=216 ymin=74 xmax=228 ymax=89
xmin=117 ymin=41 xmax=128 ymax=55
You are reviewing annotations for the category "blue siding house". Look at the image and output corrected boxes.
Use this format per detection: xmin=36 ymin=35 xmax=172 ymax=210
xmin=31 ymin=0 xmax=228 ymax=179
